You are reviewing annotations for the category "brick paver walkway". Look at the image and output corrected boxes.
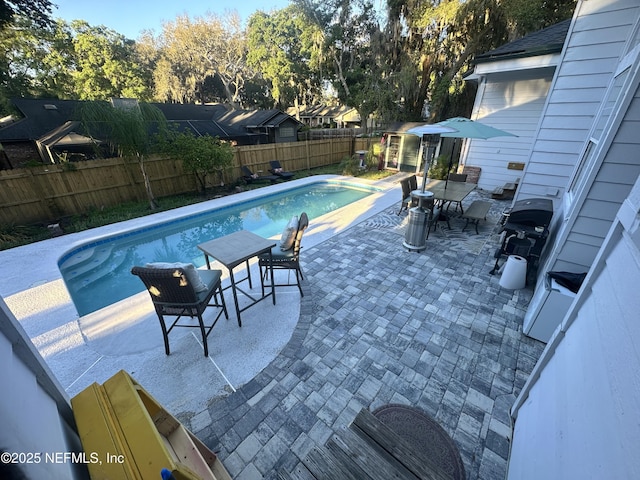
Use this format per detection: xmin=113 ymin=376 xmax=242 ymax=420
xmin=192 ymin=190 xmax=545 ymax=479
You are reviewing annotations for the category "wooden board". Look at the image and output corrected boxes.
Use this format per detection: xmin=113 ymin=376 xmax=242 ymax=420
xmin=72 ymin=370 xmax=231 ymax=480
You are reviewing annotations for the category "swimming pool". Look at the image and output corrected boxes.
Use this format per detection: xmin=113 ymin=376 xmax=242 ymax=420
xmin=59 ymin=180 xmax=378 ymax=316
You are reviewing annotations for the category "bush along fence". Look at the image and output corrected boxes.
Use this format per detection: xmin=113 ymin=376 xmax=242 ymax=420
xmin=0 ymin=137 xmax=375 ymax=226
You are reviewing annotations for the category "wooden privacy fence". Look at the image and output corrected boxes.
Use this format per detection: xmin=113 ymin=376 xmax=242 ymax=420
xmin=0 ymin=137 xmax=375 ymax=226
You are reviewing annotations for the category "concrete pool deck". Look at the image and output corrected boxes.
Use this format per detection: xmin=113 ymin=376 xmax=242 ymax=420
xmin=0 ymin=175 xmax=399 ymax=418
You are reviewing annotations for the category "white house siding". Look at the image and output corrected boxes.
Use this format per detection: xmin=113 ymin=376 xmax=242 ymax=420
xmin=553 ymin=91 xmax=640 ymax=272
xmin=463 ymin=70 xmax=554 ymax=192
xmin=508 ymin=176 xmax=640 ymax=479
xmin=0 ymin=298 xmax=87 ymax=479
xmin=515 ymin=0 xmax=640 ymax=341
xmin=513 ymin=0 xmax=640 ymax=204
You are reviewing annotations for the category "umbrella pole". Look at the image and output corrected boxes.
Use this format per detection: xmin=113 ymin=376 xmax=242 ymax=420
xmin=444 ymin=138 xmax=456 ymax=189
xmin=418 ymin=136 xmax=429 ymax=192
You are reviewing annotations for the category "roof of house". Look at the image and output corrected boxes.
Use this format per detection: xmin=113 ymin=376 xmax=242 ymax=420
xmin=0 ymin=99 xmax=300 ymax=145
xmin=217 ymin=108 xmax=297 ymax=128
xmin=0 ymin=98 xmax=84 ymax=141
xmin=152 ymin=103 xmax=230 ymax=121
xmin=474 ymin=19 xmax=571 ymax=64
xmin=291 ymin=104 xmax=353 ymax=119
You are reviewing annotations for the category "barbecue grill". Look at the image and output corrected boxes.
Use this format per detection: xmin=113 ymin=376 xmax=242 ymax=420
xmin=491 ymin=198 xmax=554 ymax=282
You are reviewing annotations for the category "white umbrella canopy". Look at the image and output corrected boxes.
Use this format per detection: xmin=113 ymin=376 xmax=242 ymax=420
xmin=406 ymin=124 xmax=458 ymax=136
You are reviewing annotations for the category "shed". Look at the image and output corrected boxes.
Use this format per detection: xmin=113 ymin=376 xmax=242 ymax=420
xmin=382 ymin=122 xmax=458 ymax=174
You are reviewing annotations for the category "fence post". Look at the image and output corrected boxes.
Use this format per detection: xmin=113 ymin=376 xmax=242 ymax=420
xmin=26 ymin=167 xmax=59 ymax=221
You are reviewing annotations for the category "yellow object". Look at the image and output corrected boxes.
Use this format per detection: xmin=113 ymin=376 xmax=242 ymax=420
xmin=71 ymin=370 xmax=231 ymax=480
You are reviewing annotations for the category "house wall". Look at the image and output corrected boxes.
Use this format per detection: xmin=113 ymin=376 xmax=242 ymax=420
xmin=463 ymin=69 xmax=555 ymax=191
xmin=274 ymin=119 xmax=299 ymax=143
xmin=523 ymin=0 xmax=640 ymax=341
xmin=513 ymin=0 xmax=640 ymax=205
xmin=0 ymin=297 xmax=88 ymax=480
xmin=508 ymin=2 xmax=640 ymax=476
xmin=2 ymin=141 xmax=41 ymax=167
xmin=554 ymin=90 xmax=640 ymax=272
xmin=508 ymin=173 xmax=640 ymax=480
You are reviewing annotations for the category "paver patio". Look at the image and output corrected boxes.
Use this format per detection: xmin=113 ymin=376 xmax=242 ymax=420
xmin=188 ymin=188 xmax=546 ymax=479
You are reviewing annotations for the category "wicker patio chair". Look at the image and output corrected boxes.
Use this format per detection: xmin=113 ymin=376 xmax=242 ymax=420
xmin=131 ymin=264 xmax=228 ymax=357
xmin=258 ymin=212 xmax=309 ymax=297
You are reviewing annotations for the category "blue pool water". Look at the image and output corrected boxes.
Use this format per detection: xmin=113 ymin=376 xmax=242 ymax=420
xmin=59 ymin=181 xmax=376 ymax=316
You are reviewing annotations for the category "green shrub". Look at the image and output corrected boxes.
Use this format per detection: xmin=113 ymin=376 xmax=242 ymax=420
xmin=0 ymin=224 xmax=50 ymax=250
xmin=428 ymin=154 xmax=456 ymax=180
xmin=339 ymin=155 xmax=360 ymax=176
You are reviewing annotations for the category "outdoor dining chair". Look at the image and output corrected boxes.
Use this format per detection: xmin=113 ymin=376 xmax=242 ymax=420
xmin=259 ymin=212 xmax=309 ymax=297
xmin=397 ymin=175 xmax=418 ymax=215
xmin=131 ymin=264 xmax=228 ymax=357
xmin=445 ymin=172 xmax=469 ymax=212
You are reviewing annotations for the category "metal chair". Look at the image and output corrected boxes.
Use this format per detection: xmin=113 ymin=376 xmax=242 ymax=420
xmin=259 ymin=212 xmax=309 ymax=296
xmin=408 ymin=174 xmax=418 ymax=192
xmin=448 ymin=173 xmax=468 ymax=183
xmin=131 ymin=265 xmax=228 ymax=357
xmin=397 ymin=175 xmax=418 ymax=215
xmin=445 ymin=173 xmax=469 ymax=212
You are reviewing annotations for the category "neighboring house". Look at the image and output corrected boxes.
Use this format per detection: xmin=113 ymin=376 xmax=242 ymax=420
xmin=0 ymin=99 xmax=83 ymax=165
xmin=290 ymin=104 xmax=377 ymax=130
xmin=332 ymin=106 xmax=362 ymax=129
xmin=214 ymin=108 xmax=300 ymax=144
xmin=0 ymin=99 xmax=301 ymax=166
xmin=504 ymin=0 xmax=640 ymax=478
xmin=461 ymin=19 xmax=571 ymax=192
xmin=291 ymin=104 xmax=345 ymax=127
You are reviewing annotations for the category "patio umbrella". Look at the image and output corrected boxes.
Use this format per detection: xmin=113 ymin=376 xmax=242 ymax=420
xmin=405 ymin=124 xmax=458 ymax=192
xmin=435 ymin=117 xmax=517 ymax=188
xmin=405 ymin=124 xmax=457 ymax=137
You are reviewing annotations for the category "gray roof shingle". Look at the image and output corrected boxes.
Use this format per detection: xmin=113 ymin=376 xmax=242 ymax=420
xmin=475 ymin=19 xmax=571 ymax=64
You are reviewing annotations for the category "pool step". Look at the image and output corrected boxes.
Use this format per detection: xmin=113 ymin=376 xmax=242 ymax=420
xmin=61 ymin=247 xmax=133 ymax=293
xmin=66 ymin=253 xmax=138 ymax=292
xmin=59 ymin=246 xmax=114 ymax=280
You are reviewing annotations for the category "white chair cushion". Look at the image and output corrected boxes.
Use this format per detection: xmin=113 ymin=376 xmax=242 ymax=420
xmin=279 ymin=215 xmax=299 ymax=251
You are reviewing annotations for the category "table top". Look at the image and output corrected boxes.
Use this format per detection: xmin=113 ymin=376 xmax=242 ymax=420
xmin=421 ymin=179 xmax=476 ymax=202
xmin=198 ymin=230 xmax=276 ymax=268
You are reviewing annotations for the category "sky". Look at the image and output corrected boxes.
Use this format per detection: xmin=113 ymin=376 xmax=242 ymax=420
xmin=53 ymin=0 xmax=293 ymax=39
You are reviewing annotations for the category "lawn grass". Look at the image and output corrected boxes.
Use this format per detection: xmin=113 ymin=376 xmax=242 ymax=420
xmin=1 ymin=163 xmax=395 ymax=251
